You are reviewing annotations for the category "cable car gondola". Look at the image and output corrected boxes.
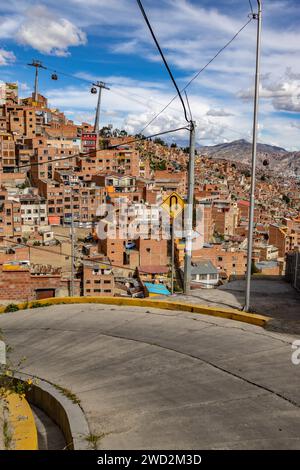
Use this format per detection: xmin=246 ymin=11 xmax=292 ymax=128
xmin=51 ymin=73 xmax=58 ymax=80
xmin=91 ymin=87 xmax=97 ymax=94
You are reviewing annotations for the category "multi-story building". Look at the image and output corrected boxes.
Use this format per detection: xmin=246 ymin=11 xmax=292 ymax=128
xmin=212 ymin=200 xmax=239 ymax=237
xmin=0 ymin=188 xmax=22 ymax=239
xmin=20 ymin=194 xmax=47 ymax=229
xmin=0 ymin=133 xmax=16 ymax=172
xmin=269 ymin=217 xmax=300 ymax=258
xmin=38 ymin=178 xmax=106 ymax=225
xmin=83 ymin=259 xmax=115 ymax=297
xmin=192 ymin=244 xmax=247 ymax=279
xmin=77 ymin=145 xmax=139 ymax=177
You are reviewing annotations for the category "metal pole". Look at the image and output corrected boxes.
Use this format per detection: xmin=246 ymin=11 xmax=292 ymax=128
xmin=171 ymin=217 xmax=175 ymax=294
xmin=34 ymin=66 xmax=38 ymax=102
xmin=70 ymin=187 xmax=75 ymax=297
xmin=184 ymin=120 xmax=196 ymax=295
xmin=245 ymin=1 xmax=262 ymax=312
xmin=94 ymin=85 xmax=103 ymax=138
xmin=93 ymin=81 xmax=110 ymax=150
xmin=28 ymin=61 xmax=46 ymax=103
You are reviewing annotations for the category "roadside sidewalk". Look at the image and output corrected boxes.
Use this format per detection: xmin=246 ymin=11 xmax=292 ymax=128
xmin=170 ymin=279 xmax=300 ymax=336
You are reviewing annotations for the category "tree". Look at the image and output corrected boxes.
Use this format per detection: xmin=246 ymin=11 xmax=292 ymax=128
xmin=158 ymin=160 xmax=166 ymax=170
xmin=154 ymin=137 xmax=166 ymax=146
xmin=100 ymin=126 xmax=112 ymax=137
xmin=282 ymin=194 xmax=290 ymax=204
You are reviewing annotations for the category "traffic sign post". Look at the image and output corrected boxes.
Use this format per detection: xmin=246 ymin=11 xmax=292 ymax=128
xmin=161 ymin=192 xmax=185 ymax=220
xmin=171 ymin=218 xmax=175 ymax=294
xmin=161 ymin=192 xmax=185 ymax=294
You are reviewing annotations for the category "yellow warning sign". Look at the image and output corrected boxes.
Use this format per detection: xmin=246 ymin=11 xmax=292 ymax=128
xmin=161 ymin=192 xmax=185 ymax=219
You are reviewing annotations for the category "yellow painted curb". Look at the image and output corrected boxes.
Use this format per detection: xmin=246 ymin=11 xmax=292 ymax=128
xmin=4 ymin=392 xmax=38 ymax=450
xmin=0 ymin=296 xmax=271 ymax=327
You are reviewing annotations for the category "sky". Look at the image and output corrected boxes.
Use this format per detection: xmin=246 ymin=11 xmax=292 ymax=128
xmin=0 ymin=0 xmax=300 ymax=150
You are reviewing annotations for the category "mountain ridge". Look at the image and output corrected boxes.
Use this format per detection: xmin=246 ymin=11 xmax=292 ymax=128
xmin=197 ymin=139 xmax=299 ymax=176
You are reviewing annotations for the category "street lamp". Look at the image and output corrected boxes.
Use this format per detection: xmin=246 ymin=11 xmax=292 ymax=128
xmin=245 ymin=1 xmax=262 ymax=312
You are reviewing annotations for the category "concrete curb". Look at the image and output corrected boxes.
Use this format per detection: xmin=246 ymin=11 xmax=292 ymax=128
xmin=15 ymin=373 xmax=90 ymax=450
xmin=0 ymin=296 xmax=271 ymax=328
xmin=0 ymin=297 xmax=272 ymax=327
xmin=4 ymin=391 xmax=38 ymax=450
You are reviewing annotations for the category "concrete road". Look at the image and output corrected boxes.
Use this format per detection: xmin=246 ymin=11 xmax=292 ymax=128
xmin=0 ymin=304 xmax=300 ymax=450
xmin=172 ymin=279 xmax=300 ymax=335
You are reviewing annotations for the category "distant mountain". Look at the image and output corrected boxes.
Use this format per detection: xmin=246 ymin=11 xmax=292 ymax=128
xmin=198 ymin=139 xmax=300 ymax=176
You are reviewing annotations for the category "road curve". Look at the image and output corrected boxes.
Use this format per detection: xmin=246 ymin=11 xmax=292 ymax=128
xmin=0 ymin=303 xmax=299 ymax=450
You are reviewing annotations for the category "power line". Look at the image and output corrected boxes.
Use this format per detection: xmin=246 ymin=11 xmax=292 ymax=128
xmin=249 ymin=0 xmax=254 ymax=16
xmin=1 ymin=236 xmax=168 ymax=277
xmin=183 ymin=18 xmax=253 ymax=92
xmin=138 ymin=16 xmax=253 ymax=135
xmin=21 ymin=58 xmax=254 ymax=145
xmin=136 ymin=0 xmax=189 ymax=123
xmin=16 ymin=13 xmax=253 ymax=146
xmin=19 ymin=59 xmax=185 ymax=118
xmin=15 ymin=126 xmax=188 ymax=170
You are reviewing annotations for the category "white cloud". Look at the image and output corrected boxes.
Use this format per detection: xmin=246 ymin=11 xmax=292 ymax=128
xmin=16 ymin=5 xmax=86 ymax=56
xmin=0 ymin=16 xmax=21 ymax=39
xmin=1 ymin=0 xmax=300 ymax=149
xmin=239 ymin=68 xmax=300 ymax=113
xmin=0 ymin=48 xmax=15 ymax=66
xmin=19 ymin=82 xmax=30 ymax=92
xmin=206 ymin=108 xmax=233 ymax=117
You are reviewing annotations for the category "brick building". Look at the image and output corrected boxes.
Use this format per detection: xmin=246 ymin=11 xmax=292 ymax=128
xmin=0 ymin=133 xmax=16 ymax=172
xmin=192 ymin=245 xmax=247 ymax=278
xmin=83 ymin=260 xmax=115 ymax=296
xmin=0 ymin=263 xmax=80 ymax=301
xmin=0 ymin=188 xmax=22 ymax=239
xmin=212 ymin=201 xmax=239 ymax=237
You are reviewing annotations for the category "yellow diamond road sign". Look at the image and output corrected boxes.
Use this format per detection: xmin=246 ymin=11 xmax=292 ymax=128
xmin=161 ymin=192 xmax=185 ymax=219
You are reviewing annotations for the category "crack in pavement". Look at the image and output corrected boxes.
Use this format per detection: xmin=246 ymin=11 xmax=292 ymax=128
xmin=71 ymin=329 xmax=300 ymax=409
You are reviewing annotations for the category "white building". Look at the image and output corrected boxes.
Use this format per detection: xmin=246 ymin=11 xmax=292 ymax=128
xmin=20 ymin=194 xmax=47 ymax=231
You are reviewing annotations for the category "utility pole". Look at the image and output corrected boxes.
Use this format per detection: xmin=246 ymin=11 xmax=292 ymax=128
xmin=27 ymin=60 xmax=46 ymax=103
xmin=183 ymin=121 xmax=196 ymax=295
xmin=93 ymin=81 xmax=110 ymax=149
xmin=245 ymin=1 xmax=262 ymax=312
xmin=70 ymin=186 xmax=75 ymax=297
xmin=171 ymin=217 xmax=175 ymax=294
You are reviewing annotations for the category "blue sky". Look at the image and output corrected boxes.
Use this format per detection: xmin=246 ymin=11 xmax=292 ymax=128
xmin=1 ymin=0 xmax=300 ymax=149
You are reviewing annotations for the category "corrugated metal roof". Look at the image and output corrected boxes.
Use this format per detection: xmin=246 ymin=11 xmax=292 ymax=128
xmin=144 ymin=283 xmax=171 ymax=295
xmin=189 ymin=260 xmax=218 ymax=275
